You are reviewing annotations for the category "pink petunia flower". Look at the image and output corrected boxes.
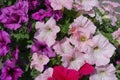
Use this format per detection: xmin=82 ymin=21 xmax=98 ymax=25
xmin=69 ymin=28 xmax=94 ymax=53
xmin=53 ymin=37 xmax=74 ymax=56
xmin=74 ymin=0 xmax=99 ymax=11
xmin=90 ymin=64 xmax=118 ymax=80
xmin=30 ymin=53 xmax=49 ymax=72
xmin=48 ymin=0 xmax=73 ymax=10
xmin=99 ymin=1 xmax=120 ymax=26
xmin=34 ymin=17 xmax=60 ymax=47
xmin=62 ymin=49 xmax=85 ymax=70
xmin=112 ymin=28 xmax=120 ymax=44
xmin=90 ymin=34 xmax=116 ymax=66
xmin=35 ymin=68 xmax=53 ymax=80
xmin=69 ymin=15 xmax=96 ymax=35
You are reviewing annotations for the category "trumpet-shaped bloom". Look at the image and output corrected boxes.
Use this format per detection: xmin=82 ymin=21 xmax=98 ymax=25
xmin=61 ymin=49 xmax=85 ymax=70
xmin=49 ymin=0 xmax=73 ymax=10
xmin=69 ymin=15 xmax=96 ymax=35
xmin=35 ymin=68 xmax=53 ymax=80
xmin=53 ymin=37 xmax=74 ymax=56
xmin=49 ymin=66 xmax=79 ymax=80
xmin=69 ymin=28 xmax=94 ymax=53
xmin=112 ymin=28 xmax=120 ymax=44
xmin=0 ymin=1 xmax=28 ymax=30
xmin=91 ymin=34 xmax=116 ymax=66
xmin=1 ymin=59 xmax=23 ymax=80
xmin=34 ymin=17 xmax=60 ymax=47
xmin=90 ymin=64 xmax=118 ymax=80
xmin=79 ymin=63 xmax=95 ymax=78
xmin=32 ymin=0 xmax=62 ymax=21
xmin=0 ymin=30 xmax=11 ymax=56
xmin=30 ymin=53 xmax=49 ymax=72
xmin=31 ymin=40 xmax=56 ymax=58
xmin=74 ymin=0 xmax=99 ymax=11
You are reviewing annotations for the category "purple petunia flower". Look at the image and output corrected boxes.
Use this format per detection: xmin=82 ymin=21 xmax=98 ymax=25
xmin=1 ymin=59 xmax=23 ymax=80
xmin=12 ymin=46 xmax=19 ymax=60
xmin=31 ymin=39 xmax=56 ymax=58
xmin=0 ymin=30 xmax=11 ymax=56
xmin=32 ymin=0 xmax=62 ymax=21
xmin=19 ymin=0 xmax=41 ymax=10
xmin=0 ymin=1 xmax=28 ymax=30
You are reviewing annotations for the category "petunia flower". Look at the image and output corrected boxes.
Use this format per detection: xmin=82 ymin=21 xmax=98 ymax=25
xmin=53 ymin=37 xmax=74 ymax=56
xmin=48 ymin=0 xmax=73 ymax=10
xmin=0 ymin=30 xmax=11 ymax=56
xmin=0 ymin=1 xmax=28 ymax=30
xmin=69 ymin=28 xmax=94 ymax=53
xmin=1 ymin=59 xmax=23 ymax=80
xmin=19 ymin=0 xmax=41 ymax=10
xmin=112 ymin=28 xmax=120 ymax=44
xmin=74 ymin=0 xmax=99 ymax=11
xmin=35 ymin=68 xmax=53 ymax=80
xmin=91 ymin=34 xmax=116 ymax=66
xmin=69 ymin=15 xmax=96 ymax=35
xmin=30 ymin=53 xmax=50 ymax=72
xmin=12 ymin=46 xmax=19 ymax=60
xmin=32 ymin=0 xmax=62 ymax=21
xmin=78 ymin=63 xmax=95 ymax=78
xmin=31 ymin=39 xmax=56 ymax=57
xmin=48 ymin=66 xmax=79 ymax=80
xmin=61 ymin=49 xmax=85 ymax=70
xmin=90 ymin=64 xmax=118 ymax=80
xmin=34 ymin=17 xmax=60 ymax=47
xmin=100 ymin=1 xmax=120 ymax=26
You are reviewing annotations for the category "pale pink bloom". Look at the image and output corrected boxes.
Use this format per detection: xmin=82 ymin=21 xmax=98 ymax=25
xmin=34 ymin=17 xmax=60 ymax=47
xmin=69 ymin=15 xmax=96 ymax=35
xmin=35 ymin=68 xmax=53 ymax=80
xmin=30 ymin=53 xmax=49 ymax=72
xmin=53 ymin=37 xmax=74 ymax=56
xmin=69 ymin=28 xmax=94 ymax=53
xmin=74 ymin=0 xmax=99 ymax=11
xmin=100 ymin=1 xmax=120 ymax=26
xmin=90 ymin=64 xmax=118 ymax=80
xmin=91 ymin=34 xmax=116 ymax=66
xmin=49 ymin=0 xmax=73 ymax=10
xmin=61 ymin=49 xmax=85 ymax=70
xmin=112 ymin=28 xmax=120 ymax=44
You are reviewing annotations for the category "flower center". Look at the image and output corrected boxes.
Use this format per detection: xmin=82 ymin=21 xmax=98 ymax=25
xmin=80 ymin=36 xmax=86 ymax=42
xmin=94 ymin=46 xmax=100 ymax=53
xmin=80 ymin=0 xmax=83 ymax=3
xmin=100 ymin=71 xmax=105 ymax=75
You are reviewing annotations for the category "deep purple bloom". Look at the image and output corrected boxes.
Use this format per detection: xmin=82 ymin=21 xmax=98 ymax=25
xmin=0 ymin=1 xmax=28 ymax=30
xmin=0 ymin=30 xmax=11 ymax=56
xmin=19 ymin=0 xmax=41 ymax=10
xmin=31 ymin=39 xmax=56 ymax=57
xmin=1 ymin=59 xmax=23 ymax=80
xmin=32 ymin=0 xmax=62 ymax=21
xmin=12 ymin=46 xmax=19 ymax=60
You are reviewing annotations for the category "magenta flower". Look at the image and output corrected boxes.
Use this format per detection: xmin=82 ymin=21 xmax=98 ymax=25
xmin=31 ymin=40 xmax=56 ymax=58
xmin=12 ymin=46 xmax=19 ymax=60
xmin=0 ymin=30 xmax=11 ymax=56
xmin=1 ymin=59 xmax=23 ymax=80
xmin=32 ymin=0 xmax=62 ymax=21
xmin=19 ymin=0 xmax=41 ymax=10
xmin=0 ymin=1 xmax=28 ymax=30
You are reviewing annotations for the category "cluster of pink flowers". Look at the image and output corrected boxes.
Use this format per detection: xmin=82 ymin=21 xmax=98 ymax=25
xmin=31 ymin=15 xmax=117 ymax=80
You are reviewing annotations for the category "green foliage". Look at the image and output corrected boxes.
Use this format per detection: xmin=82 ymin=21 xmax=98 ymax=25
xmin=116 ymin=65 xmax=120 ymax=80
xmin=48 ymin=55 xmax=62 ymax=67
